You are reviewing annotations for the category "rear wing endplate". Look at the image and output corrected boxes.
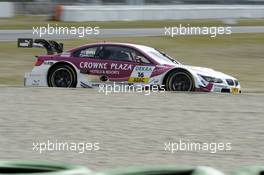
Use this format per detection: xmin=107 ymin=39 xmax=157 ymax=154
xmin=17 ymin=38 xmax=63 ymax=55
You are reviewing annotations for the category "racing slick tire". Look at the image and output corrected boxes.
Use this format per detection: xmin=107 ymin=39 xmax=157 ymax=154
xmin=48 ymin=64 xmax=77 ymax=88
xmin=165 ymin=69 xmax=195 ymax=91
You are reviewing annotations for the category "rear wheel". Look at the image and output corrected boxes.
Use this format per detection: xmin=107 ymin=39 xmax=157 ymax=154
xmin=48 ymin=64 xmax=77 ymax=87
xmin=166 ymin=70 xmax=194 ymax=91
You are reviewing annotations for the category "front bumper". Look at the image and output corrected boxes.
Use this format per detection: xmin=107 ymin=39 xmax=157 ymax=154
xmin=195 ymin=82 xmax=241 ymax=94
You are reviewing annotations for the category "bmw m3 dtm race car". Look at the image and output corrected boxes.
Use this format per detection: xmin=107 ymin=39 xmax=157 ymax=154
xmin=18 ymin=38 xmax=241 ymax=93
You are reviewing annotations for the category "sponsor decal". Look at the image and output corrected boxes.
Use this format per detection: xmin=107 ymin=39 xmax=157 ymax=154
xmin=80 ymin=62 xmax=132 ymax=71
xmin=110 ymin=63 xmax=132 ymax=71
xmin=32 ymin=79 xmax=40 ymax=86
xmin=80 ymin=50 xmax=96 ymax=57
xmin=80 ymin=62 xmax=107 ymax=69
xmin=128 ymin=66 xmax=155 ymax=83
xmin=44 ymin=61 xmax=54 ymax=65
xmin=89 ymin=69 xmax=119 ymax=75
xmin=231 ymin=87 xmax=239 ymax=94
xmin=105 ymin=70 xmax=119 ymax=75
xmin=90 ymin=70 xmax=106 ymax=74
xmin=17 ymin=38 xmax=33 ymax=48
xmin=128 ymin=77 xmax=149 ymax=83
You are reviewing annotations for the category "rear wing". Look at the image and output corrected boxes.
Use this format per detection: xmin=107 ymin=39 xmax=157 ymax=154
xmin=17 ymin=38 xmax=63 ymax=55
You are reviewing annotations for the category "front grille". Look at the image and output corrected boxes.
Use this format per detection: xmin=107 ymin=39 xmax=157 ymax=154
xmin=226 ymin=79 xmax=234 ymax=86
xmin=221 ymin=89 xmax=230 ymax=93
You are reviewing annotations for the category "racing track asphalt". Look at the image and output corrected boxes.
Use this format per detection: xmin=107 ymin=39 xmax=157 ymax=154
xmin=0 ymin=87 xmax=263 ymax=173
xmin=0 ymin=26 xmax=264 ymax=41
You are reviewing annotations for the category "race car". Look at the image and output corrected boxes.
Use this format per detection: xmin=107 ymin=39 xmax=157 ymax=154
xmin=18 ymin=38 xmax=241 ymax=93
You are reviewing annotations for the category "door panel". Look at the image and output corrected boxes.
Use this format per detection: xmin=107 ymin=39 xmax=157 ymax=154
xmin=72 ymin=45 xmax=155 ymax=84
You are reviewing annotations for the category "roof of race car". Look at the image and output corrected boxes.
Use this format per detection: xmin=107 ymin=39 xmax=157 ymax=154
xmin=69 ymin=42 xmax=156 ymax=53
xmin=66 ymin=42 xmax=178 ymax=65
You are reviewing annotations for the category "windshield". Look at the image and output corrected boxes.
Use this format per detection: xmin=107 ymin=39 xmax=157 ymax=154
xmin=147 ymin=49 xmax=181 ymax=65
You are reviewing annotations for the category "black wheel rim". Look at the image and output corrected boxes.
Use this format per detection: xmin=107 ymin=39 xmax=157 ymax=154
xmin=171 ymin=73 xmax=192 ymax=91
xmin=51 ymin=68 xmax=72 ymax=87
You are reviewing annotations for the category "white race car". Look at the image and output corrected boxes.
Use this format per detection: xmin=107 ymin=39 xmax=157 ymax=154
xmin=19 ymin=39 xmax=241 ymax=93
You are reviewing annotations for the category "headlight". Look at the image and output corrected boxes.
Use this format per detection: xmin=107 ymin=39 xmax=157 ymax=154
xmin=199 ymin=74 xmax=223 ymax=83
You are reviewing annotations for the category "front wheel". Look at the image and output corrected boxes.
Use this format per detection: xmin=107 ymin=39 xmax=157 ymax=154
xmin=48 ymin=64 xmax=77 ymax=87
xmin=166 ymin=70 xmax=194 ymax=91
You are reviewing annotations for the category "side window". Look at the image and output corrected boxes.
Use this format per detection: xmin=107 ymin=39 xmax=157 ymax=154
xmin=134 ymin=51 xmax=151 ymax=64
xmin=102 ymin=46 xmax=134 ymax=62
xmin=73 ymin=46 xmax=102 ymax=58
xmin=73 ymin=45 xmax=152 ymax=64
